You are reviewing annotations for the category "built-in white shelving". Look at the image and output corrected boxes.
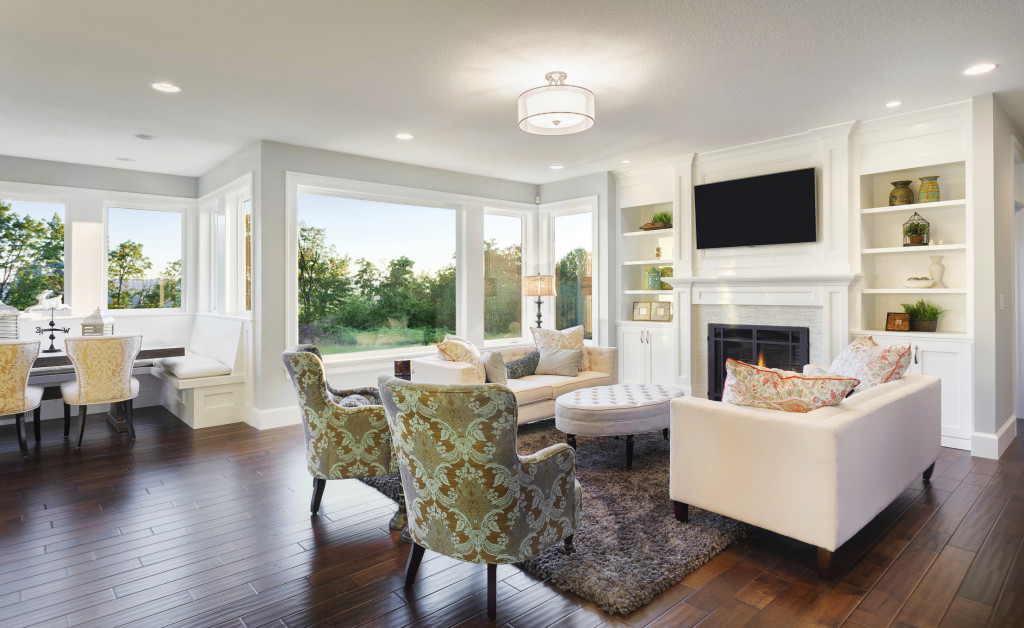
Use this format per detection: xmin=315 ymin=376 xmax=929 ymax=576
xmin=623 ymin=229 xmax=673 ymax=238
xmin=623 ymin=259 xmax=667 ymax=266
xmin=851 ymin=329 xmax=968 ymax=340
xmin=624 ymin=289 xmax=674 ymax=295
xmin=860 ymin=198 xmax=966 ymax=215
xmin=861 ymin=244 xmax=966 ymax=255
xmin=861 ymin=288 xmax=967 ymax=294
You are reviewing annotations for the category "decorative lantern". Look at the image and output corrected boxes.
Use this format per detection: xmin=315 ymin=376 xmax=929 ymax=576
xmin=0 ymin=301 xmax=19 ymax=340
xmin=81 ymin=307 xmax=115 ymax=336
xmin=902 ymin=212 xmax=930 ymax=247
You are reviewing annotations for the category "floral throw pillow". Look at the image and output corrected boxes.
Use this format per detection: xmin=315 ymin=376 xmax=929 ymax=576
xmin=832 ymin=342 xmax=912 ymax=391
xmin=436 ymin=334 xmax=486 ymax=383
xmin=828 ymin=336 xmax=877 ymax=375
xmin=531 ymin=325 xmax=590 ymax=371
xmin=722 ymin=358 xmax=859 ymax=413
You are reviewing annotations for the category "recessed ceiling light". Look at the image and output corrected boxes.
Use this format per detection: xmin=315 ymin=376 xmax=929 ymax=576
xmin=550 ymin=164 xmax=564 ymax=170
xmin=885 ymin=101 xmax=902 ymax=108
xmin=621 ymin=160 xmax=631 ymax=164
xmin=395 ymin=133 xmax=414 ymax=140
xmin=963 ymin=63 xmax=997 ymax=76
xmin=150 ymin=82 xmax=181 ymax=93
xmin=115 ymin=157 xmax=136 ymax=162
xmin=135 ymin=134 xmax=155 ymax=140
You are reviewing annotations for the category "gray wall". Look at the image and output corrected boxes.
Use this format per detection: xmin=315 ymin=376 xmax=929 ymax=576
xmin=0 ymin=155 xmax=197 ymax=197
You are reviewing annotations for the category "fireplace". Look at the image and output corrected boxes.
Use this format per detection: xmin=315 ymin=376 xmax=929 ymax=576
xmin=707 ymin=324 xmax=810 ymax=401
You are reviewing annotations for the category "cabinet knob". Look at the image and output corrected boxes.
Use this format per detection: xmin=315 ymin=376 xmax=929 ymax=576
xmin=913 ymin=345 xmax=918 ymax=364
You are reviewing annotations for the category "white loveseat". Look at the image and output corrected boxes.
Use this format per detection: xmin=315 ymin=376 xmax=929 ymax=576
xmin=411 ymin=345 xmax=617 ymax=423
xmin=669 ymin=373 xmax=941 ymax=578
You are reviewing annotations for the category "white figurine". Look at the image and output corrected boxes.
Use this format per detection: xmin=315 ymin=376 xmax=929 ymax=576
xmin=24 ymin=290 xmax=72 ymax=312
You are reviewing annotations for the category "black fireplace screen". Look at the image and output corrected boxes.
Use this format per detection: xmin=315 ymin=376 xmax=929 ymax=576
xmin=708 ymin=324 xmax=810 ymax=401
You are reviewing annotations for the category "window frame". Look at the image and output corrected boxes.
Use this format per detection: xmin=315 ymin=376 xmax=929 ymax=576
xmin=0 ymin=191 xmax=70 ymax=310
xmin=541 ymin=196 xmax=600 ymax=345
xmin=482 ymin=207 xmax=529 ymax=348
xmin=103 ymin=201 xmax=189 ymax=313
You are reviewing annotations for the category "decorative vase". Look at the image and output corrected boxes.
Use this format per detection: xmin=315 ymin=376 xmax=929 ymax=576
xmin=889 ymin=181 xmax=914 ymax=206
xmin=928 ymin=255 xmax=945 ymax=288
xmin=644 ymin=267 xmax=661 ymax=290
xmin=911 ymin=320 xmax=938 ymax=332
xmin=918 ymin=176 xmax=941 ymax=203
xmin=659 ymin=266 xmax=673 ymax=290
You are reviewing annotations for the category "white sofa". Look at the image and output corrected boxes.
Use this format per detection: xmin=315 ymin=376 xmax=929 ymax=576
xmin=669 ymin=373 xmax=941 ymax=578
xmin=411 ymin=345 xmax=617 ymax=423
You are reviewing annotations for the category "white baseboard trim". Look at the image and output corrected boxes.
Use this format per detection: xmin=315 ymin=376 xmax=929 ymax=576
xmin=941 ymin=435 xmax=971 ymax=451
xmin=971 ymin=415 xmax=1018 ymax=460
xmin=252 ymin=405 xmax=301 ymax=430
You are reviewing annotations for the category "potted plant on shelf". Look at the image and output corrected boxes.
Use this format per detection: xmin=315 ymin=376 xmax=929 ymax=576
xmin=641 ymin=211 xmax=673 ymax=231
xmin=902 ymin=220 xmax=929 ymax=246
xmin=901 ymin=298 xmax=947 ymax=332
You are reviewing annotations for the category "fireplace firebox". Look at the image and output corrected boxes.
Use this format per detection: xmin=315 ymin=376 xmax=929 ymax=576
xmin=708 ymin=324 xmax=810 ymax=401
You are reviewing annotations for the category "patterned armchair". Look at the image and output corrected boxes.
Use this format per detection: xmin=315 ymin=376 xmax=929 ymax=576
xmin=61 ymin=335 xmax=142 ymax=448
xmin=282 ymin=346 xmax=406 ymax=532
xmin=377 ymin=374 xmax=581 ymax=622
xmin=0 ymin=340 xmax=43 ymax=458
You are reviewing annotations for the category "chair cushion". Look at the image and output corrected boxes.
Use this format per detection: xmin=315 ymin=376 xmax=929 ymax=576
xmin=504 ymin=378 xmax=552 ymax=405
xmin=479 ymin=351 xmax=507 ymax=385
xmin=506 ymin=350 xmax=540 ymax=379
xmin=535 ymin=347 xmax=583 ymax=377
xmin=155 ymin=355 xmax=232 ymax=379
xmin=61 ymin=377 xmax=140 ymax=405
xmin=722 ymin=359 xmax=858 ymax=413
xmin=24 ymin=386 xmax=43 ymax=412
xmin=532 ymin=326 xmax=590 ymax=371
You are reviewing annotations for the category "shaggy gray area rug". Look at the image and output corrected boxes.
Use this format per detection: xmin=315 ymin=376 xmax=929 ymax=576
xmin=361 ymin=421 xmax=748 ymax=615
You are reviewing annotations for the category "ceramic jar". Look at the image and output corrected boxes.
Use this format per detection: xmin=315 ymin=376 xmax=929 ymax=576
xmin=929 ymin=255 xmax=945 ymax=288
xmin=659 ymin=266 xmax=673 ymax=290
xmin=889 ymin=181 xmax=914 ymax=206
xmin=644 ymin=267 xmax=661 ymax=290
xmin=918 ymin=176 xmax=941 ymax=203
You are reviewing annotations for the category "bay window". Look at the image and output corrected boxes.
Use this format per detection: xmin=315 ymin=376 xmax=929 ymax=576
xmin=483 ymin=212 xmax=523 ymax=340
xmin=0 ymin=198 xmax=65 ymax=310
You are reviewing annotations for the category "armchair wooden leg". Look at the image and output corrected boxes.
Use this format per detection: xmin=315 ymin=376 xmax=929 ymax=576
xmin=33 ymin=407 xmax=41 ymax=443
xmin=673 ymin=500 xmax=689 ymax=523
xmin=76 ymin=405 xmax=87 ymax=449
xmin=63 ymin=403 xmax=71 ymax=437
xmin=125 ymin=400 xmax=136 ymax=440
xmin=663 ymin=428 xmax=669 ymax=440
xmin=389 ymin=493 xmax=408 ymax=531
xmin=923 ymin=462 xmax=935 ymax=481
xmin=310 ymin=477 xmax=327 ymax=514
xmin=405 ymin=542 xmax=425 ymax=586
xmin=817 ymin=547 xmax=834 ymax=580
xmin=564 ymin=534 xmax=575 ymax=554
xmin=566 ymin=433 xmax=576 ymax=450
xmin=487 ymin=563 xmax=497 ymax=621
xmin=15 ymin=413 xmax=29 ymax=458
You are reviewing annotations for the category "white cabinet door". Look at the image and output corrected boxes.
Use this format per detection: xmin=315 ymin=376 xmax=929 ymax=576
xmin=648 ymin=327 xmax=675 ymax=386
xmin=912 ymin=339 xmax=973 ymax=448
xmin=617 ymin=326 xmax=649 ymax=385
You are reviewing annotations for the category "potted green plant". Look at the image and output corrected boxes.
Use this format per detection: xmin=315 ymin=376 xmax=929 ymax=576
xmin=903 ymin=221 xmax=929 ymax=246
xmin=641 ymin=210 xmax=673 ymax=231
xmin=901 ymin=298 xmax=947 ymax=332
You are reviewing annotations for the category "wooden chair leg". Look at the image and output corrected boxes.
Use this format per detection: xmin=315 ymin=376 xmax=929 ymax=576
xmin=33 ymin=407 xmax=41 ymax=443
xmin=125 ymin=400 xmax=136 ymax=440
xmin=566 ymin=433 xmax=577 ymax=449
xmin=310 ymin=477 xmax=327 ymax=514
xmin=817 ymin=547 xmax=834 ymax=580
xmin=923 ymin=462 xmax=935 ymax=481
xmin=76 ymin=405 xmax=87 ymax=448
xmin=405 ymin=542 xmax=425 ymax=586
xmin=663 ymin=427 xmax=669 ymax=440
xmin=487 ymin=563 xmax=497 ymax=621
xmin=15 ymin=413 xmax=29 ymax=458
xmin=673 ymin=500 xmax=689 ymax=522
xmin=564 ymin=534 xmax=575 ymax=554
xmin=63 ymin=403 xmax=71 ymax=437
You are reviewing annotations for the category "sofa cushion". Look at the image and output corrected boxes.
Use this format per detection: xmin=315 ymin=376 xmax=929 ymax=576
xmin=722 ymin=358 xmax=859 ymax=413
xmin=505 ymin=378 xmax=552 ymax=405
xmin=535 ymin=347 xmax=583 ymax=377
xmin=547 ymin=370 xmax=613 ymax=397
xmin=532 ymin=325 xmax=590 ymax=371
xmin=155 ymin=355 xmax=231 ymax=379
xmin=436 ymin=335 xmax=485 ymax=383
xmin=479 ymin=351 xmax=507 ymax=385
xmin=506 ymin=350 xmax=540 ymax=379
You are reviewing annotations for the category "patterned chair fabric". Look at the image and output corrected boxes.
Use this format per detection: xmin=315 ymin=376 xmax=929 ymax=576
xmin=281 ymin=345 xmax=395 ymax=480
xmin=60 ymin=335 xmax=143 ymax=404
xmin=378 ymin=374 xmax=582 ymax=565
xmin=0 ymin=340 xmax=43 ymax=415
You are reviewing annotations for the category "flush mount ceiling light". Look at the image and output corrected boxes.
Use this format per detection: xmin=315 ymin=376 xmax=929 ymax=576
xmin=621 ymin=159 xmax=631 ymax=164
xmin=135 ymin=134 xmax=155 ymax=140
xmin=395 ymin=133 xmax=414 ymax=140
xmin=549 ymin=164 xmax=564 ymax=170
xmin=963 ymin=63 xmax=997 ymax=75
xmin=518 ymin=71 xmax=595 ymax=135
xmin=886 ymin=100 xmax=902 ymax=108
xmin=150 ymin=82 xmax=181 ymax=93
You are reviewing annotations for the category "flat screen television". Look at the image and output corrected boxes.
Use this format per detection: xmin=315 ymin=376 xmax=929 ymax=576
xmin=694 ymin=167 xmax=817 ymax=249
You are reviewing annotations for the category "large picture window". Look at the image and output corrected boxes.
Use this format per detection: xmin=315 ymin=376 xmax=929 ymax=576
xmin=296 ymin=193 xmax=456 ymax=355
xmin=484 ymin=213 xmax=523 ymax=340
xmin=553 ymin=212 xmax=593 ymax=339
xmin=0 ymin=199 xmax=65 ymax=310
xmin=106 ymin=207 xmax=183 ymax=309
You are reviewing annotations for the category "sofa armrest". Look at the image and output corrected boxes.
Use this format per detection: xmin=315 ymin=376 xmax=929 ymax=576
xmin=586 ymin=346 xmax=617 ymax=382
xmin=410 ymin=356 xmax=478 ymax=384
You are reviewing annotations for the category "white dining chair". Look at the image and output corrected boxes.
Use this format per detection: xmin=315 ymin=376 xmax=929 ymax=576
xmin=61 ymin=335 xmax=143 ymax=448
xmin=0 ymin=340 xmax=43 ymax=458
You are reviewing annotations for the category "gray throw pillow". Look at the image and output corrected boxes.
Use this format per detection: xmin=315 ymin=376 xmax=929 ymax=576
xmin=479 ymin=351 xmax=507 ymax=384
xmin=506 ymin=350 xmax=540 ymax=379
xmin=535 ymin=347 xmax=584 ymax=377
xmin=338 ymin=394 xmax=370 ymax=408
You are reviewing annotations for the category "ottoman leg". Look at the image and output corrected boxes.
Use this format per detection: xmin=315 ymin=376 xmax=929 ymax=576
xmin=566 ymin=433 xmax=577 ymax=450
xmin=663 ymin=428 xmax=669 ymax=440
xmin=626 ymin=434 xmax=634 ymax=469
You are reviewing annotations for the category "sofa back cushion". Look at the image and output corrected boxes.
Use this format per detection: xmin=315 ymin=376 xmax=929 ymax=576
xmin=722 ymin=358 xmax=859 ymax=413
xmin=479 ymin=351 xmax=507 ymax=384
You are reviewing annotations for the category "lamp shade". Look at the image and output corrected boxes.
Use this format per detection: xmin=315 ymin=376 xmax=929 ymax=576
xmin=523 ymin=275 xmax=557 ymax=297
xmin=518 ymin=72 xmax=595 ymax=136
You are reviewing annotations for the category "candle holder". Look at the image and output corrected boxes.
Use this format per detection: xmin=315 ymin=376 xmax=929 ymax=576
xmin=35 ymin=308 xmax=70 ymax=353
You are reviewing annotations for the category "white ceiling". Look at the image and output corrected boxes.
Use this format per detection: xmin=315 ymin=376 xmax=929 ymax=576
xmin=1 ymin=0 xmax=1023 ymax=184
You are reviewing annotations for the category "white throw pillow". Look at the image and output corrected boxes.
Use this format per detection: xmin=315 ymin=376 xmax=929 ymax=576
xmin=531 ymin=325 xmax=590 ymax=371
xmin=535 ymin=347 xmax=584 ymax=377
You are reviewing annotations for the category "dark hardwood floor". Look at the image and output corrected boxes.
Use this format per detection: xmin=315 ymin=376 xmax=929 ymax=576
xmin=1 ymin=409 xmax=1022 ymax=627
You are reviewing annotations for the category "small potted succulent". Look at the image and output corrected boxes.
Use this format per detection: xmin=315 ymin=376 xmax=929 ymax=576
xmin=641 ymin=210 xmax=673 ymax=231
xmin=901 ymin=298 xmax=947 ymax=332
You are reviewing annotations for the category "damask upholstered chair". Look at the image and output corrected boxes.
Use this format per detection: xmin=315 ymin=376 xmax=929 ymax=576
xmin=61 ymin=335 xmax=143 ymax=448
xmin=281 ymin=345 xmax=407 ymax=533
xmin=1 ymin=340 xmax=43 ymax=458
xmin=377 ymin=374 xmax=582 ymax=622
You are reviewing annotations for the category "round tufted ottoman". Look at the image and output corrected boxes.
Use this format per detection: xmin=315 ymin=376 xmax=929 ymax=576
xmin=554 ymin=383 xmax=685 ymax=468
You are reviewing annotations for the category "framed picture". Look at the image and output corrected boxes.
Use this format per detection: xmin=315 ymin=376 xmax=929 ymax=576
xmin=632 ymin=301 xmax=651 ymax=321
xmin=651 ymin=301 xmax=672 ymax=322
xmin=885 ymin=312 xmax=911 ymax=332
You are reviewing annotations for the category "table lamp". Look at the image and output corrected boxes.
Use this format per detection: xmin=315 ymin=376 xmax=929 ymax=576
xmin=522 ymin=274 xmax=557 ymax=328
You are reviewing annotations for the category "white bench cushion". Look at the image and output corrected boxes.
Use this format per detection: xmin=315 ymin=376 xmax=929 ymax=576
xmin=155 ymin=356 xmax=231 ymax=379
